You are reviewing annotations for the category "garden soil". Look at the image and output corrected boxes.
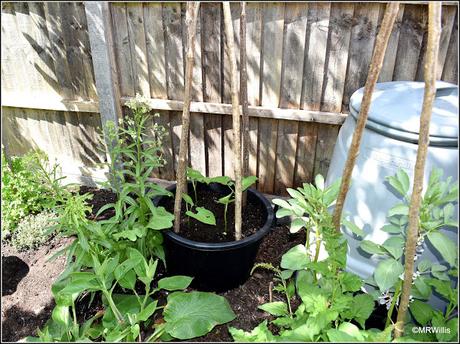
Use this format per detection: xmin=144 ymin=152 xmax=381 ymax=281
xmin=1 ymin=187 xmax=306 ymax=342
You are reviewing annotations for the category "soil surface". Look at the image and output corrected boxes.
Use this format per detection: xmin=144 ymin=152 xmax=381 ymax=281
xmin=160 ymin=183 xmax=267 ymax=243
xmin=1 ymin=235 xmax=74 ymax=342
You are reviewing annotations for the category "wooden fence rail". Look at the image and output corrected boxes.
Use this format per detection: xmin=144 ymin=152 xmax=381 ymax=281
xmin=1 ymin=2 xmax=458 ymax=194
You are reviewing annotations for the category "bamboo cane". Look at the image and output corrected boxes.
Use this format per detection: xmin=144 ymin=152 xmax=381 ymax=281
xmin=173 ymin=2 xmax=200 ymax=233
xmin=223 ymin=2 xmax=243 ymax=240
xmin=240 ymin=2 xmax=250 ymax=207
xmin=394 ymin=2 xmax=441 ymax=338
xmin=332 ymin=2 xmax=400 ymax=232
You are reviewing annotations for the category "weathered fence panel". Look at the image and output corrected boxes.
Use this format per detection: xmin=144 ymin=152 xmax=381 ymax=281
xmin=1 ymin=2 xmax=458 ymax=195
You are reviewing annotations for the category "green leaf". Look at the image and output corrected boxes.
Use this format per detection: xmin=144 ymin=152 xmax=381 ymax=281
xmin=164 ymin=291 xmax=236 ymax=340
xmin=342 ymin=219 xmax=364 ymax=237
xmin=289 ymin=218 xmax=305 ymax=233
xmin=360 ymin=240 xmax=386 ymax=255
xmin=52 ymin=305 xmax=71 ymax=326
xmin=272 ymin=198 xmax=291 ymax=210
xmin=280 ymin=244 xmax=309 ymax=270
xmin=396 ymin=169 xmax=410 ymax=195
xmin=113 ymin=224 xmax=146 ymax=241
xmin=340 ymin=272 xmax=363 ymax=292
xmin=387 ymin=175 xmax=406 ymax=197
xmin=137 ymin=300 xmax=158 ymax=322
xmin=327 ymin=329 xmax=357 ymax=342
xmin=276 ymin=207 xmax=292 ymax=218
xmin=427 ymin=231 xmax=457 ymax=266
xmin=315 ymin=174 xmax=325 ymax=190
xmin=388 ymin=204 xmax=409 ymax=217
xmin=381 ymin=224 xmax=402 ymax=234
xmin=186 ymin=207 xmax=216 ymax=225
xmin=410 ymin=299 xmax=433 ymax=325
xmin=417 ymin=259 xmax=432 ymax=272
xmin=443 ymin=203 xmax=454 ymax=221
xmin=323 ymin=178 xmax=341 ymax=207
xmin=182 ymin=194 xmax=194 ymax=206
xmin=229 ymin=321 xmax=275 ymax=342
xmin=158 ymin=276 xmax=193 ymax=291
xmin=349 ymin=294 xmax=375 ymax=328
xmin=412 ymin=277 xmax=431 ymax=300
xmin=242 ymin=176 xmax=257 ymax=191
xmin=382 ymin=236 xmax=405 ymax=260
xmin=186 ymin=168 xmax=205 ymax=182
xmin=147 ymin=206 xmax=174 ymax=230
xmin=118 ymin=269 xmax=136 ymax=290
xmin=374 ymin=259 xmax=404 ymax=292
xmin=258 ymin=301 xmax=288 ymax=316
xmin=208 ymin=175 xmax=232 ymax=185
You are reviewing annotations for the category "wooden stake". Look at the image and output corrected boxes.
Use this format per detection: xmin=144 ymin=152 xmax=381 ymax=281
xmin=223 ymin=2 xmax=243 ymax=241
xmin=332 ymin=2 xmax=400 ymax=232
xmin=395 ymin=2 xmax=441 ymax=338
xmin=173 ymin=2 xmax=200 ymax=233
xmin=240 ymin=2 xmax=250 ymax=207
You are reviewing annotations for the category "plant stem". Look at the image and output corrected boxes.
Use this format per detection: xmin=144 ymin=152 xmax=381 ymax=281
xmin=332 ymin=2 xmax=400 ymax=232
xmin=104 ymin=290 xmax=124 ymax=324
xmin=224 ymin=203 xmax=228 ymax=233
xmin=386 ymin=281 xmax=401 ymax=328
xmin=395 ymin=2 xmax=441 ymax=338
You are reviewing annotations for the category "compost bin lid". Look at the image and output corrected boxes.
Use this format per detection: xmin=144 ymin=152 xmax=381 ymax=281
xmin=349 ymin=81 xmax=458 ymax=146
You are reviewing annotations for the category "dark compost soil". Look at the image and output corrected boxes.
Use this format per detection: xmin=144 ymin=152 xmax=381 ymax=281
xmin=160 ymin=183 xmax=266 ymax=243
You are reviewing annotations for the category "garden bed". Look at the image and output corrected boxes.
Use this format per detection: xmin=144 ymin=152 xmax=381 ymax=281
xmin=1 ymin=186 xmax=305 ymax=342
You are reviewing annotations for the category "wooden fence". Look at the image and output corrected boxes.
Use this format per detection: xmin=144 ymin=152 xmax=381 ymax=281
xmin=1 ymin=2 xmax=458 ymax=194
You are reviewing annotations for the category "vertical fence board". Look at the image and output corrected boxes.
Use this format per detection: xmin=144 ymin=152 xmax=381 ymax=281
xmin=378 ymin=4 xmax=405 ymax=82
xmin=201 ymin=3 xmax=223 ymax=177
xmin=393 ymin=4 xmax=427 ymax=81
xmin=441 ymin=9 xmax=458 ymax=84
xmin=110 ymin=3 xmax=135 ymax=97
xmin=342 ymin=3 xmax=380 ymax=112
xmin=258 ymin=3 xmax=285 ymax=193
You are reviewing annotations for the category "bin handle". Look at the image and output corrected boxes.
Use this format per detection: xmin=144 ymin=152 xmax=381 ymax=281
xmin=435 ymin=85 xmax=457 ymax=98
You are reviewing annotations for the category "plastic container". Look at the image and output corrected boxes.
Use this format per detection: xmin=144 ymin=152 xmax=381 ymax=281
xmin=154 ymin=182 xmax=275 ymax=292
xmin=326 ymin=81 xmax=458 ymax=309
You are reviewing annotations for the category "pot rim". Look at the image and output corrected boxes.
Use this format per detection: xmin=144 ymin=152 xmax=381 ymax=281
xmin=155 ymin=182 xmax=275 ymax=251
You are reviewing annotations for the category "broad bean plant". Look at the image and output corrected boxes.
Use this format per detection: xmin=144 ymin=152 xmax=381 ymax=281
xmin=357 ymin=168 xmax=458 ymax=341
xmin=230 ymin=175 xmax=390 ymax=342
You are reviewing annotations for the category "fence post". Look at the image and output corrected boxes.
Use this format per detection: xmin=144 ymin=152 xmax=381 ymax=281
xmin=84 ymin=2 xmax=122 ymax=187
xmin=84 ymin=2 xmax=122 ymax=138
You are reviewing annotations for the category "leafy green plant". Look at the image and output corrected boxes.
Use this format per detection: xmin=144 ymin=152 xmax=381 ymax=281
xmin=95 ymin=94 xmax=174 ymax=259
xmin=11 ymin=211 xmax=58 ymax=251
xmin=356 ymin=168 xmax=458 ymax=341
xmin=30 ymin=245 xmax=235 ymax=342
xmin=1 ymin=149 xmax=67 ymax=238
xmin=229 ymin=175 xmax=381 ymax=341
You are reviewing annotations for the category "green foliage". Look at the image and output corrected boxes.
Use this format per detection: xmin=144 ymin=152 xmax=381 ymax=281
xmin=230 ymin=175 xmax=376 ymax=342
xmin=1 ymin=150 xmax=65 ymax=237
xmin=11 ymin=211 xmax=58 ymax=251
xmin=94 ymin=94 xmax=174 ymax=258
xmin=358 ymin=168 xmax=458 ymax=340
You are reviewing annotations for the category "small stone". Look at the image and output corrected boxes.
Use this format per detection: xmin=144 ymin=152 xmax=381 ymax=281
xmin=253 ymin=273 xmax=263 ymax=279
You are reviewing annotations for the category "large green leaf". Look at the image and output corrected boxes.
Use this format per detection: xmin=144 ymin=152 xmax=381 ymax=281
xmin=359 ymin=240 xmax=386 ymax=255
xmin=349 ymin=294 xmax=375 ymax=328
xmin=158 ymin=276 xmax=193 ymax=291
xmin=426 ymin=231 xmax=457 ymax=266
xmin=409 ymin=299 xmax=433 ymax=326
xmin=164 ymin=291 xmax=236 ymax=340
xmin=388 ymin=204 xmax=409 ymax=217
xmin=374 ymin=259 xmax=404 ymax=292
xmin=280 ymin=244 xmax=309 ymax=270
xmin=342 ymin=219 xmax=364 ymax=237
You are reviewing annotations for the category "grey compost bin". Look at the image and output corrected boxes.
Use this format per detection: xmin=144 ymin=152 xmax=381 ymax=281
xmin=326 ymin=81 xmax=458 ymax=310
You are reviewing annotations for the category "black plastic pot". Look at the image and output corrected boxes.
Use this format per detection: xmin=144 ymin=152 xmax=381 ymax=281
xmin=154 ymin=182 xmax=275 ymax=292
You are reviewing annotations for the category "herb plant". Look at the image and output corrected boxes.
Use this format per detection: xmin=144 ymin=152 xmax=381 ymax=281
xmin=1 ymin=149 xmax=65 ymax=238
xmin=11 ymin=211 xmax=58 ymax=251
